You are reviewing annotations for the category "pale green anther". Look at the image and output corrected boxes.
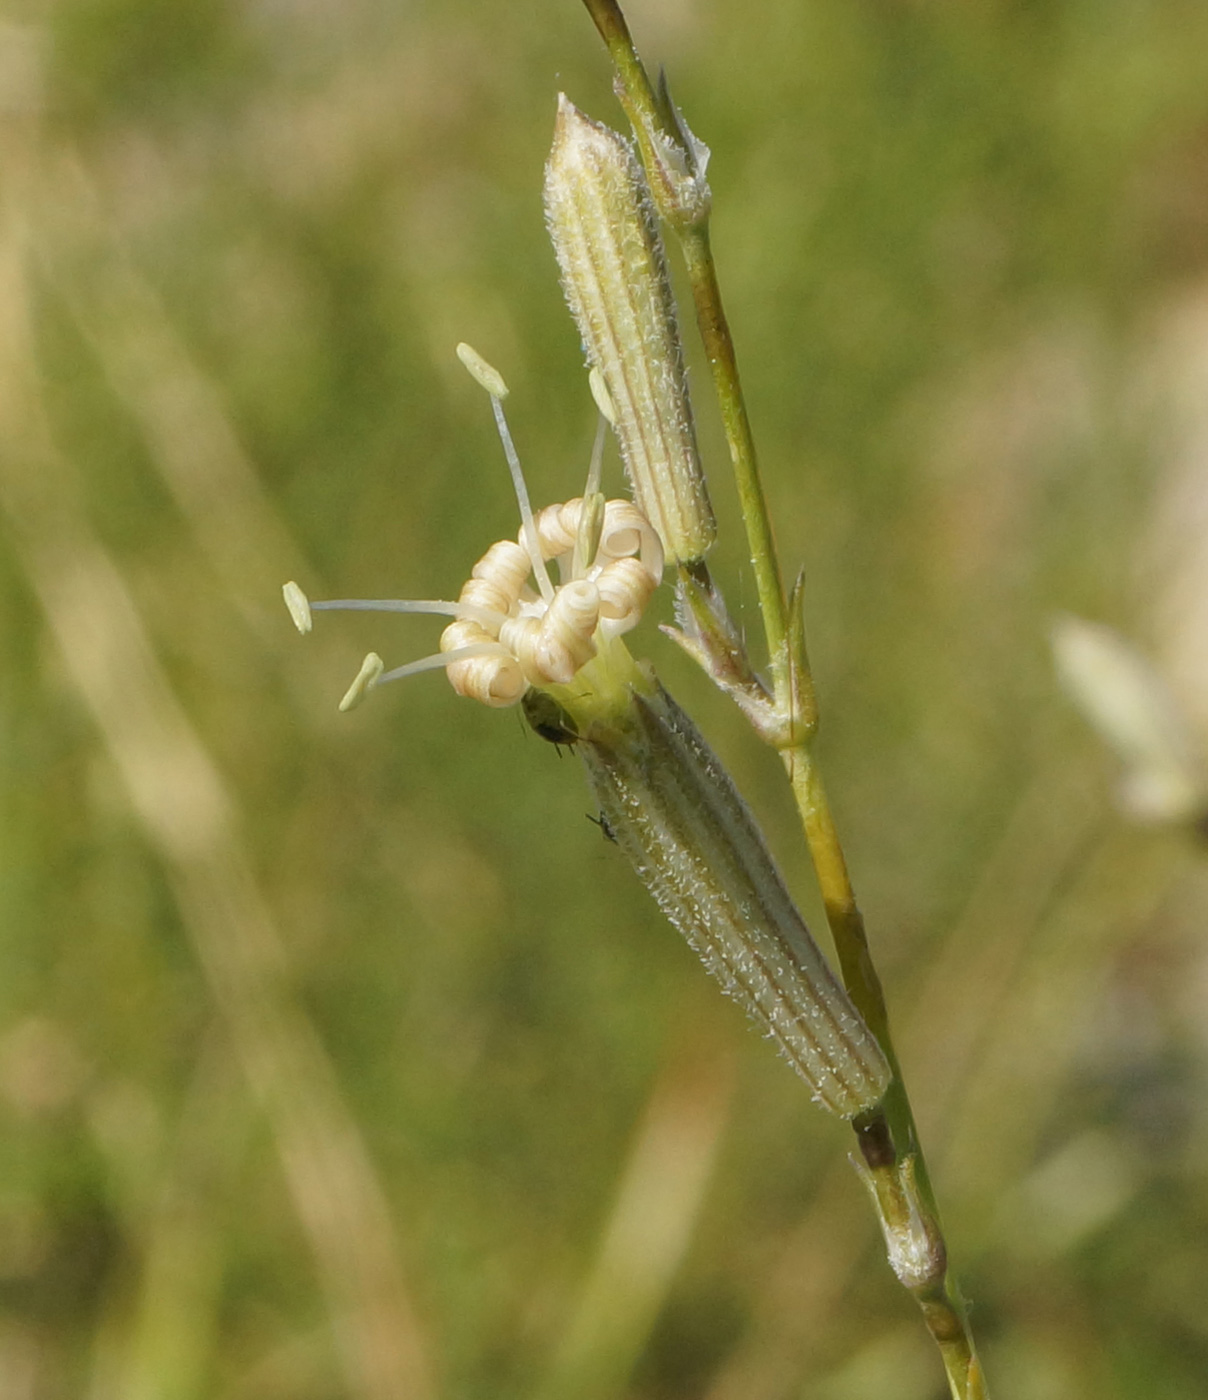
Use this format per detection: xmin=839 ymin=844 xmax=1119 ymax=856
xmin=456 ymin=342 xmax=509 ymax=400
xmin=588 ymin=366 xmax=616 ymax=425
xmin=283 ymin=580 xmax=313 ymax=635
xmin=545 ymin=95 xmax=716 ymax=565
xmin=339 ymin=652 xmax=385 ymax=712
xmin=572 ymin=491 xmax=606 ymax=582
xmin=580 ymin=685 xmax=891 ymax=1118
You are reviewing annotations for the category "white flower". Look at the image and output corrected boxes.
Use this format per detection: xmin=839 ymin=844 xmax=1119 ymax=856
xmin=284 ymin=345 xmax=662 ymax=715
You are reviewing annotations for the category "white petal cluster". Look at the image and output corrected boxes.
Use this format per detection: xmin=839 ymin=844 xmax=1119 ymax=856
xmin=441 ymin=497 xmax=663 ymax=707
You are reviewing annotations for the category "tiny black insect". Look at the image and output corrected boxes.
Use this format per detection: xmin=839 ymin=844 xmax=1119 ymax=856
xmin=587 ymin=812 xmax=617 ymax=843
xmin=521 ymin=690 xmax=580 ymax=748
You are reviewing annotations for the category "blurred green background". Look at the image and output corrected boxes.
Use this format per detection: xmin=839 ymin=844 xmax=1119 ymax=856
xmin=3 ymin=1 xmax=1208 ymax=1397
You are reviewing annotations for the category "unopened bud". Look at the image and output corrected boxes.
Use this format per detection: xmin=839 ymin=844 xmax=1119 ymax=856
xmin=545 ymin=95 xmax=715 ymax=565
xmin=581 ymin=685 xmax=890 ymax=1118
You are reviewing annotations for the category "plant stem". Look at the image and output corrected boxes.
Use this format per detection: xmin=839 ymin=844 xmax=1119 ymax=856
xmin=789 ymin=748 xmax=985 ymax=1400
xmin=580 ymin=3 xmax=991 ymax=1395
xmin=679 ymin=227 xmax=788 ymax=699
xmin=580 ymin=0 xmax=789 ymax=701
xmin=579 ymin=0 xmax=650 ymax=113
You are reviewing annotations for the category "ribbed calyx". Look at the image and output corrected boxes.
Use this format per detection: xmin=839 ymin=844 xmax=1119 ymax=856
xmin=545 ymin=94 xmax=716 ymax=566
xmin=580 ymin=686 xmax=891 ymax=1118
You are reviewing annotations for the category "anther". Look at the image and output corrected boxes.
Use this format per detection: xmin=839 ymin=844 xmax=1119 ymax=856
xmin=283 ymin=581 xmax=313 ymax=634
xmin=589 ymin=367 xmax=616 ymax=426
xmin=455 ymin=342 xmax=509 ymax=399
xmin=457 ymin=342 xmax=555 ymax=605
xmin=339 ymin=652 xmax=385 ymax=712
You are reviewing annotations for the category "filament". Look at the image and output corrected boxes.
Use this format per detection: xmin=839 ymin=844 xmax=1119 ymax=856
xmin=490 ymin=395 xmax=555 ymax=605
xmin=310 ymin=597 xmax=505 ymax=629
xmin=376 ymin=642 xmax=510 ymax=687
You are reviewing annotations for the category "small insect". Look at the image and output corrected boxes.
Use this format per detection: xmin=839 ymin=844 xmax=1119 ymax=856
xmin=587 ymin=811 xmax=617 ymax=843
xmin=521 ymin=690 xmax=580 ymax=748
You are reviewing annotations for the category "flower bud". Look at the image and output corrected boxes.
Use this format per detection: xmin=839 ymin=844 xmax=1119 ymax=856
xmin=581 ymin=685 xmax=890 ymax=1118
xmin=545 ymin=95 xmax=715 ymax=565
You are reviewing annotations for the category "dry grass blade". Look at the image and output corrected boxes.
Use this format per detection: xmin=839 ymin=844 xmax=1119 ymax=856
xmin=32 ymin=151 xmax=309 ymax=638
xmin=537 ymin=1045 xmax=734 ymax=1400
xmin=0 ymin=215 xmax=435 ymax=1400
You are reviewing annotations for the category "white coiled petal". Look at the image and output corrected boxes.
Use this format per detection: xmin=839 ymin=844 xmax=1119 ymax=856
xmin=535 ymin=579 xmax=600 ymax=682
xmin=440 ymin=618 xmax=528 ymax=707
xmin=436 ymin=494 xmax=665 ymax=705
xmin=531 ymin=499 xmax=584 ymax=561
xmin=498 ymin=614 xmax=544 ymax=683
xmin=596 ymin=556 xmax=658 ymax=635
xmin=448 ymin=654 xmax=529 ymax=707
xmin=457 ymin=575 xmax=512 ymax=626
xmin=470 ymin=540 xmax=531 ymax=611
xmin=599 ymin=500 xmax=664 ymax=581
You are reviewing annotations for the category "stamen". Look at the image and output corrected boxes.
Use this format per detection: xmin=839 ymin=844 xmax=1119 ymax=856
xmin=585 ymin=411 xmax=606 ymax=500
xmin=455 ymin=342 xmax=509 ymax=399
xmin=490 ymin=395 xmax=556 ymax=605
xmin=454 ymin=341 xmax=555 ymax=606
xmin=377 ymin=641 xmax=509 ymax=687
xmin=283 ymin=580 xmax=313 ymax=634
xmin=339 ymin=652 xmax=385 ymax=711
xmin=572 ymin=492 xmax=605 ymax=583
xmin=589 ymin=366 xmax=617 ymax=426
xmin=310 ymin=597 xmax=505 ymax=629
xmin=569 ymin=406 xmax=610 ymax=580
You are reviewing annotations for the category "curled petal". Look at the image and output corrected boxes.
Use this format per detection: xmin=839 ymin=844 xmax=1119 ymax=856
xmin=503 ymin=581 xmax=601 ymax=685
xmin=447 ymin=654 xmax=529 ymax=707
xmin=498 ymin=614 xmax=545 ymax=684
xmin=458 ymin=575 xmax=514 ymax=627
xmin=599 ymin=500 xmax=664 ymax=582
xmin=441 ymin=618 xmax=527 ymax=706
xmin=537 ymin=579 xmax=600 ymax=682
xmin=441 ymin=616 xmax=496 ymax=659
xmin=596 ymin=556 xmax=659 ymax=635
xmin=468 ymin=540 xmax=531 ymax=613
xmin=531 ymin=499 xmax=584 ymax=562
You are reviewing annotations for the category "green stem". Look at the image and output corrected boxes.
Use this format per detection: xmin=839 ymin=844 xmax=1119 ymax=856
xmin=580 ymin=3 xmax=988 ymax=1394
xmin=579 ymin=0 xmax=788 ymax=704
xmin=679 ymin=227 xmax=788 ymax=700
xmin=789 ymin=747 xmax=985 ymax=1400
xmin=580 ymin=0 xmax=653 ymax=115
